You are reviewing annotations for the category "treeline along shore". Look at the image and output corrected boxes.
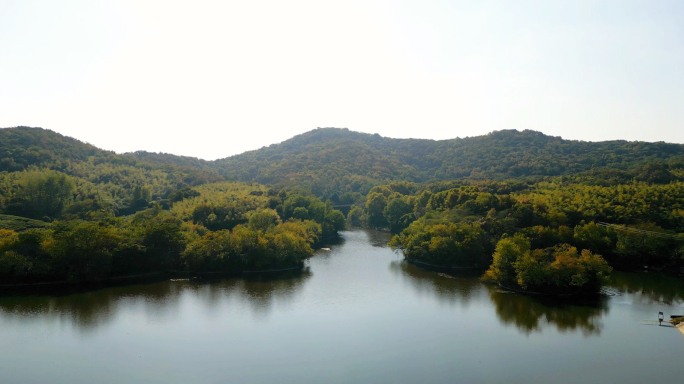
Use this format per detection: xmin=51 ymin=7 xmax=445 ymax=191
xmin=2 ymin=126 xmax=684 ymax=294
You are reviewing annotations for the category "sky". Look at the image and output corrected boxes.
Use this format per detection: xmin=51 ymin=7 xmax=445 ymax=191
xmin=1 ymin=0 xmax=683 ymax=160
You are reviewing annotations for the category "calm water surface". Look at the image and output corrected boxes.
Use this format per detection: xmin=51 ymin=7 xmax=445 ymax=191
xmin=1 ymin=229 xmax=684 ymax=383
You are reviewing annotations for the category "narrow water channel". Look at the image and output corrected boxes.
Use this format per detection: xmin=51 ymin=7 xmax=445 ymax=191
xmin=1 ymin=229 xmax=683 ymax=383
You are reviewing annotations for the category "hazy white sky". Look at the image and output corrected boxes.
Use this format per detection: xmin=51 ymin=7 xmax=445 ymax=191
xmin=1 ymin=0 xmax=683 ymax=160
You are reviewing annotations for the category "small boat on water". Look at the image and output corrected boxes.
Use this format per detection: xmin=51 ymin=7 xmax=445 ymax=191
xmin=321 ymin=247 xmax=331 ymax=251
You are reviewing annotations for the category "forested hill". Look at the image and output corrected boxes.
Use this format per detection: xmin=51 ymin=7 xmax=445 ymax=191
xmin=0 ymin=127 xmax=223 ymax=214
xmin=4 ymin=127 xmax=684 ymax=200
xmin=0 ymin=126 xmax=108 ymax=172
xmin=0 ymin=127 xmax=215 ymax=173
xmin=3 ymin=126 xmax=684 ymax=285
xmin=213 ymin=128 xmax=684 ymax=195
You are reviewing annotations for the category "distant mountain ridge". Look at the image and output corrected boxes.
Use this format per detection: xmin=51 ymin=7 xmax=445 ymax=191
xmin=3 ymin=126 xmax=684 ymax=197
xmin=0 ymin=127 xmax=223 ymax=212
xmin=0 ymin=127 xmax=218 ymax=172
xmin=212 ymin=128 xmax=684 ymax=194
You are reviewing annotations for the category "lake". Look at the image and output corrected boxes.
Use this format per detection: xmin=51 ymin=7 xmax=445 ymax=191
xmin=1 ymin=229 xmax=684 ymax=383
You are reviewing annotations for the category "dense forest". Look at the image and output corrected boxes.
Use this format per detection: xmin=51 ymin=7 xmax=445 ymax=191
xmin=355 ymin=179 xmax=684 ymax=294
xmin=0 ymin=178 xmax=344 ymax=284
xmin=1 ymin=126 xmax=684 ymax=294
xmin=214 ymin=127 xmax=684 ymax=197
xmin=0 ymin=127 xmax=347 ymax=283
xmin=5 ymin=126 xmax=684 ymax=200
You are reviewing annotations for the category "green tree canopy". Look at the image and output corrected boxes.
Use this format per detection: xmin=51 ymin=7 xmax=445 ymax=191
xmin=7 ymin=171 xmax=75 ymax=220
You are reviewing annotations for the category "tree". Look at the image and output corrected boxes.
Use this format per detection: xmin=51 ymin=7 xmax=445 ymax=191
xmin=169 ymin=188 xmax=200 ymax=203
xmin=7 ymin=171 xmax=75 ymax=219
xmin=485 ymin=237 xmax=611 ymax=295
xmin=365 ymin=192 xmax=387 ymax=228
xmin=139 ymin=215 xmax=187 ymax=270
xmin=292 ymin=207 xmax=309 ymax=220
xmin=383 ymin=197 xmax=413 ymax=233
xmin=614 ymin=223 xmax=678 ymax=266
xmin=325 ymin=210 xmax=346 ymax=234
xmin=183 ymin=230 xmax=240 ymax=272
xmin=347 ymin=206 xmax=365 ymax=227
xmin=484 ymin=235 xmax=530 ymax=286
xmin=573 ymin=222 xmax=616 ymax=260
xmin=130 ymin=185 xmax=152 ymax=210
xmin=50 ymin=221 xmax=121 ymax=282
xmin=248 ymin=209 xmax=281 ymax=232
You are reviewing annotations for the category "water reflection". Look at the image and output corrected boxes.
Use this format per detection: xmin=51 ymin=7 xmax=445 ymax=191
xmin=390 ymin=259 xmax=609 ymax=337
xmin=610 ymin=271 xmax=684 ymax=306
xmin=389 ymin=260 xmax=484 ymax=306
xmin=310 ymin=235 xmax=346 ymax=261
xmin=321 ymin=234 xmax=346 ymax=248
xmin=362 ymin=229 xmax=393 ymax=248
xmin=0 ymin=270 xmax=312 ymax=332
xmin=486 ymin=285 xmax=609 ymax=336
xmin=198 ymin=270 xmax=313 ymax=317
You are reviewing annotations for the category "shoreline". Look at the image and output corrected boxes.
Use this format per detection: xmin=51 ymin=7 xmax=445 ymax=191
xmin=406 ymin=258 xmax=483 ymax=271
xmin=495 ymin=283 xmax=576 ymax=298
xmin=677 ymin=323 xmax=684 ymax=337
xmin=0 ymin=265 xmax=306 ymax=290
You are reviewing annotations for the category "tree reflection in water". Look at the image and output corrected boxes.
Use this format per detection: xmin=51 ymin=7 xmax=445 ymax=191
xmin=391 ymin=259 xmax=609 ymax=337
xmin=486 ymin=285 xmax=609 ymax=337
xmin=195 ymin=270 xmax=313 ymax=317
xmin=0 ymin=270 xmax=312 ymax=332
xmin=356 ymin=229 xmax=392 ymax=248
xmin=389 ymin=260 xmax=485 ymax=307
xmin=609 ymin=271 xmax=684 ymax=306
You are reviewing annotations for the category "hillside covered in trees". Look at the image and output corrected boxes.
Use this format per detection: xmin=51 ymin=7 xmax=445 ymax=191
xmin=2 ymin=126 xmax=684 ymax=293
xmin=4 ymin=126 xmax=684 ymax=201
xmin=0 ymin=127 xmax=346 ymax=283
xmin=214 ymin=127 xmax=684 ymax=196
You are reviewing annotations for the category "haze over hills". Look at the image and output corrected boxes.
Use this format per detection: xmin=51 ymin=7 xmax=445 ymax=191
xmin=2 ymin=126 xmax=684 ymax=199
